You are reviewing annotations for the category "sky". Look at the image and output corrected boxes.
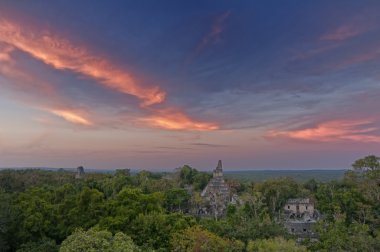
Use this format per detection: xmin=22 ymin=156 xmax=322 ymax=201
xmin=0 ymin=0 xmax=379 ymax=171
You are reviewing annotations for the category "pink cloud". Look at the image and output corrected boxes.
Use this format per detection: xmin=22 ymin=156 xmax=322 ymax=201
xmin=0 ymin=18 xmax=166 ymax=106
xmin=48 ymin=109 xmax=93 ymax=126
xmin=268 ymin=119 xmax=380 ymax=143
xmin=138 ymin=108 xmax=219 ymax=131
xmin=0 ymin=16 xmax=219 ymax=131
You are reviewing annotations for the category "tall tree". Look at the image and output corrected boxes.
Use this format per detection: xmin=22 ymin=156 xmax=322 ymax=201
xmin=247 ymin=237 xmax=307 ymax=252
xmin=59 ymin=229 xmax=140 ymax=252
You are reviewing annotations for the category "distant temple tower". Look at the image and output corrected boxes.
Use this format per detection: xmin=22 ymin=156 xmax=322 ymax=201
xmin=75 ymin=166 xmax=85 ymax=179
xmin=200 ymin=160 xmax=231 ymax=219
xmin=213 ymin=160 xmax=223 ymax=178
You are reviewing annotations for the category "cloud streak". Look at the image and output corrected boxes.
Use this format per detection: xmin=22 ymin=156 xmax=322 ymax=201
xmin=268 ymin=119 xmax=380 ymax=143
xmin=0 ymin=19 xmax=166 ymax=106
xmin=139 ymin=108 xmax=219 ymax=131
xmin=49 ymin=109 xmax=93 ymax=126
xmin=0 ymin=42 xmax=94 ymax=126
xmin=0 ymin=18 xmax=219 ymax=131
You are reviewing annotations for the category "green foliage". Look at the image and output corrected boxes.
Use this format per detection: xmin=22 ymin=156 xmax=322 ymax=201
xmin=97 ymin=188 xmax=192 ymax=250
xmin=178 ymin=165 xmax=211 ymax=190
xmin=352 ymin=155 xmax=380 ymax=173
xmin=59 ymin=228 xmax=140 ymax=252
xmin=303 ymin=178 xmax=319 ymax=193
xmin=170 ymin=225 xmax=244 ymax=252
xmin=247 ymin=237 xmax=307 ymax=252
xmin=72 ymin=187 xmax=106 ymax=226
xmin=201 ymin=211 xmax=287 ymax=243
xmin=98 ymin=188 xmax=164 ymax=232
xmin=342 ymin=155 xmax=380 ymax=227
xmin=14 ymin=187 xmax=57 ymax=244
xmin=1 ymin=155 xmax=380 ymax=251
xmin=240 ymin=191 xmax=267 ymax=219
xmin=129 ymin=212 xmax=194 ymax=250
xmin=16 ymin=237 xmax=59 ymax=252
xmin=95 ymin=174 xmax=132 ymax=197
xmin=164 ymin=188 xmax=191 ymax=212
xmin=0 ymin=190 xmax=14 ymax=252
xmin=224 ymin=170 xmax=345 ymax=183
xmin=254 ymin=177 xmax=304 ymax=217
xmin=306 ymin=220 xmax=380 ymax=251
xmin=315 ymin=181 xmax=367 ymax=224
xmin=179 ymin=165 xmax=197 ymax=185
xmin=0 ymin=169 xmax=109 ymax=193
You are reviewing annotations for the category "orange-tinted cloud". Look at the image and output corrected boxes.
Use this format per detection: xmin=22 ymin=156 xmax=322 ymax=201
xmin=0 ymin=19 xmax=165 ymax=106
xmin=49 ymin=109 xmax=93 ymax=126
xmin=139 ymin=109 xmax=219 ymax=131
xmin=1 ymin=44 xmax=218 ymax=130
xmin=268 ymin=119 xmax=380 ymax=143
xmin=0 ymin=18 xmax=219 ymax=131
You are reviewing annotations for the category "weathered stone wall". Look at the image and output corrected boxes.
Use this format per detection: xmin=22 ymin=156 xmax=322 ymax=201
xmin=284 ymin=221 xmax=317 ymax=238
xmin=284 ymin=203 xmax=314 ymax=215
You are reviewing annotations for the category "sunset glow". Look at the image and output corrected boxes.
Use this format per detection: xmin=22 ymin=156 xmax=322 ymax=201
xmin=0 ymin=1 xmax=379 ymax=170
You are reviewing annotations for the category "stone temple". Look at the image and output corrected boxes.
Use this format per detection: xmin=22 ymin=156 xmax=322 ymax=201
xmin=75 ymin=166 xmax=85 ymax=179
xmin=283 ymin=198 xmax=320 ymax=240
xmin=200 ymin=160 xmax=238 ymax=219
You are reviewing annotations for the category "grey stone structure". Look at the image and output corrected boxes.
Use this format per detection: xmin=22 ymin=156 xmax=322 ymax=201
xmin=283 ymin=198 xmax=320 ymax=239
xmin=200 ymin=160 xmax=240 ymax=219
xmin=284 ymin=220 xmax=317 ymax=239
xmin=284 ymin=198 xmax=316 ymax=219
xmin=75 ymin=166 xmax=85 ymax=179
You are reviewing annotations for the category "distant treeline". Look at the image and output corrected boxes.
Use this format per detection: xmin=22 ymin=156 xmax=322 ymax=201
xmin=224 ymin=170 xmax=346 ymax=183
xmin=0 ymin=168 xmax=347 ymax=183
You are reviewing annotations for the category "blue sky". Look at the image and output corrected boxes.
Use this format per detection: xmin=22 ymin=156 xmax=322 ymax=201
xmin=0 ymin=0 xmax=379 ymax=170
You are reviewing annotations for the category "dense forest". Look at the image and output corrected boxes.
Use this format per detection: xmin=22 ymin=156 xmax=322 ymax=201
xmin=0 ymin=155 xmax=379 ymax=251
